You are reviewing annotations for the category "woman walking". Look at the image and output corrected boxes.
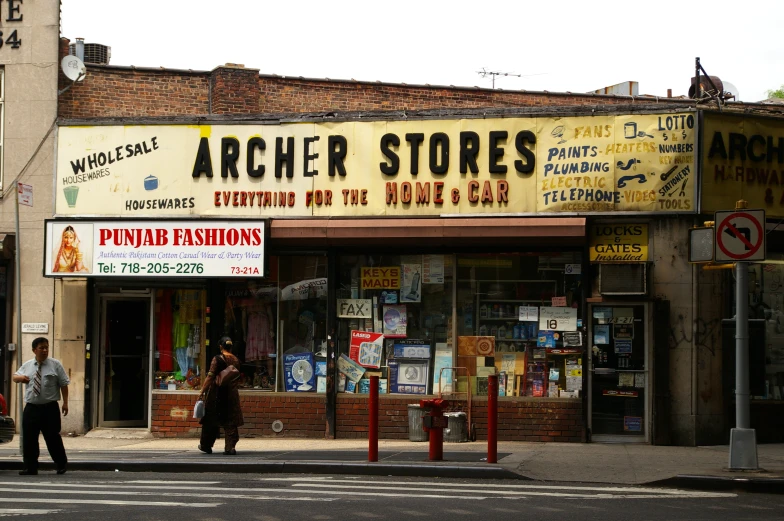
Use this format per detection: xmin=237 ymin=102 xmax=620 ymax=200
xmin=198 ymin=336 xmax=244 ymax=455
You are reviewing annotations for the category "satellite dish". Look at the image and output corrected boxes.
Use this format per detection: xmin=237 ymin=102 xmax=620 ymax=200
xmin=722 ymin=81 xmax=740 ymax=101
xmin=61 ymin=55 xmax=86 ymax=82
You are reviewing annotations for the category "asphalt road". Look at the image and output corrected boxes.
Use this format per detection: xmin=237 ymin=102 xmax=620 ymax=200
xmin=0 ymin=471 xmax=781 ymax=520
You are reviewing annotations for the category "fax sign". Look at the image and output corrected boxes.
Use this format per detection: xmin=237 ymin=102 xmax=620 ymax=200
xmin=714 ymin=209 xmax=765 ymax=262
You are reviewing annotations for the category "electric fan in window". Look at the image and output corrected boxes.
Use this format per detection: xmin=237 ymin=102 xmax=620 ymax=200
xmin=291 ymin=359 xmax=314 ymax=391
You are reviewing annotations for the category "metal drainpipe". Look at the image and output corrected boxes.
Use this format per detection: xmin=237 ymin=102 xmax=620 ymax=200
xmin=691 ymin=261 xmax=699 ymax=444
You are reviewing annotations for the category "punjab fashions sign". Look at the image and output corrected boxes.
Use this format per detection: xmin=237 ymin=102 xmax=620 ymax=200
xmin=55 ymin=113 xmax=696 ymax=218
xmin=702 ymin=113 xmax=784 ymax=218
xmin=44 ymin=220 xmax=266 ymax=278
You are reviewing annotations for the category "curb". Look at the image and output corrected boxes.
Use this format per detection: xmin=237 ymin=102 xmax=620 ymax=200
xmin=0 ymin=459 xmax=524 ymax=480
xmin=649 ymin=475 xmax=784 ymax=494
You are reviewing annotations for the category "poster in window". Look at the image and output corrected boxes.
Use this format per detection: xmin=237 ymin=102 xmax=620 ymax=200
xmin=613 ymin=323 xmax=634 ymax=340
xmin=382 ymin=305 xmax=407 ymax=338
xmin=349 ymin=330 xmax=384 ymax=368
xmin=400 ymin=264 xmax=422 ymax=303
xmin=594 ymin=325 xmax=610 ymax=344
xmin=422 ymin=255 xmax=445 ymax=284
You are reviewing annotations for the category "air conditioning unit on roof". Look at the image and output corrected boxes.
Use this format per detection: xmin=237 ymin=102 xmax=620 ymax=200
xmin=69 ymin=42 xmax=111 ymax=65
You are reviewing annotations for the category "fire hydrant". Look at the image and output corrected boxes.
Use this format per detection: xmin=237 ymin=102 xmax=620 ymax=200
xmin=420 ymin=398 xmax=448 ymax=461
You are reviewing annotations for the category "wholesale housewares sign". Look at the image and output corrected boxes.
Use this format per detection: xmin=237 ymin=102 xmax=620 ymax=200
xmin=702 ymin=113 xmax=784 ymax=218
xmin=55 ymin=113 xmax=696 ymax=217
xmin=44 ymin=220 xmax=266 ymax=278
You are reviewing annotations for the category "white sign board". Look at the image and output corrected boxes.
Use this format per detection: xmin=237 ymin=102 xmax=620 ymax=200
xmin=519 ymin=306 xmax=539 ymax=321
xmin=714 ymin=209 xmax=766 ymax=262
xmin=17 ymin=183 xmax=33 ymax=207
xmin=539 ymin=306 xmax=578 ymax=332
xmin=337 ymin=299 xmax=373 ymax=318
xmin=44 ymin=220 xmax=266 ymax=278
xmin=21 ymin=323 xmax=48 ymax=334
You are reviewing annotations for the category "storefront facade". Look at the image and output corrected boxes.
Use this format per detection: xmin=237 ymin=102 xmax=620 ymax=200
xmin=46 ymin=108 xmax=702 ymax=442
xmin=700 ymin=111 xmax=784 ymax=443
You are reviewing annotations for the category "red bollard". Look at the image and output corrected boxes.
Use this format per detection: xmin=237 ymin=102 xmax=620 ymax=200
xmin=487 ymin=374 xmax=498 ymax=464
xmin=368 ymin=375 xmax=379 ymax=462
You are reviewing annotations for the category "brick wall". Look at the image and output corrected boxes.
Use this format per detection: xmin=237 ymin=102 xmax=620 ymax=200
xmin=211 ymin=66 xmax=261 ymax=114
xmin=152 ymin=392 xmax=326 ymax=438
xmin=58 ymin=36 xmax=693 ymax=119
xmin=153 ymin=392 xmax=584 ymax=442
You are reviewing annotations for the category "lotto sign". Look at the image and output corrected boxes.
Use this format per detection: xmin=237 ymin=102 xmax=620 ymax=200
xmin=714 ymin=209 xmax=766 ymax=262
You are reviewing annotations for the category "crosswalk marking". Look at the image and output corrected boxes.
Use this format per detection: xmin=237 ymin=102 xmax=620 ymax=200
xmin=0 ymin=476 xmax=739 ymax=507
xmin=0 ymin=486 xmax=335 ymax=502
xmin=0 ymin=497 xmax=215 ymax=508
xmin=0 ymin=509 xmax=60 ymax=517
xmin=260 ymin=477 xmax=737 ymax=500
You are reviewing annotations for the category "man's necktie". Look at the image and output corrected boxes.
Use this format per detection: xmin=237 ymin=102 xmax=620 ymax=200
xmin=32 ymin=365 xmax=41 ymax=396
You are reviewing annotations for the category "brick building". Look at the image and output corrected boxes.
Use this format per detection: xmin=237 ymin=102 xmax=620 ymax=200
xmin=47 ymin=37 xmax=784 ymax=446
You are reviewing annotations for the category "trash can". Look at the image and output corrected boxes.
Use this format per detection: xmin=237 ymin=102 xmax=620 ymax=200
xmin=407 ymin=404 xmax=430 ymax=442
xmin=444 ymin=412 xmax=468 ymax=442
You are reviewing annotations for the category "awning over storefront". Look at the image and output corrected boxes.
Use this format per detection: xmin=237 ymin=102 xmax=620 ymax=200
xmin=270 ymin=217 xmax=586 ymax=247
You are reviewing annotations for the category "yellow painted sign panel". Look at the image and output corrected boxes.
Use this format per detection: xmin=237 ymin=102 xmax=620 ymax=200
xmin=361 ymin=267 xmax=400 ymax=290
xmin=55 ymin=114 xmax=695 ymax=217
xmin=537 ymin=114 xmax=694 ymax=213
xmin=702 ymin=113 xmax=784 ymax=218
xmin=589 ymin=224 xmax=648 ymax=262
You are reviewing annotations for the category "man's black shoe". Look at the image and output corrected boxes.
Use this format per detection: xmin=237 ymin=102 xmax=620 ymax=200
xmin=18 ymin=469 xmax=37 ymax=476
xmin=198 ymin=444 xmax=212 ymax=454
xmin=56 ymin=467 xmax=67 ymax=475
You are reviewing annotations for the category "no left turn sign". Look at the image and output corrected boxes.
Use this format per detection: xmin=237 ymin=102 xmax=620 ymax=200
xmin=714 ymin=209 xmax=766 ymax=262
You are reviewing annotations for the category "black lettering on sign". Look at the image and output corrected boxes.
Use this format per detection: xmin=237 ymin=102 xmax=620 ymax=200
xmin=303 ymin=136 xmax=320 ymax=177
xmin=406 ymin=133 xmax=425 ymax=175
xmin=221 ymin=137 xmax=240 ymax=178
xmin=429 ymin=133 xmax=449 ymax=175
xmin=488 ymin=131 xmax=507 ymax=174
xmin=380 ymin=133 xmax=400 ymax=175
xmin=459 ymin=131 xmax=480 ymax=174
xmin=328 ymin=135 xmax=347 ymax=176
xmin=247 ymin=137 xmax=265 ymax=178
xmin=192 ymin=137 xmax=214 ymax=178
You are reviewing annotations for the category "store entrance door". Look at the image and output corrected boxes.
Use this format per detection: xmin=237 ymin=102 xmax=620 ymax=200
xmin=589 ymin=304 xmax=649 ymax=442
xmin=98 ymin=297 xmax=150 ymax=427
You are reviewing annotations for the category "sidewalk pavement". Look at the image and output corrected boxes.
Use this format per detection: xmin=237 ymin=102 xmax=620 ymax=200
xmin=0 ymin=433 xmax=783 ymax=493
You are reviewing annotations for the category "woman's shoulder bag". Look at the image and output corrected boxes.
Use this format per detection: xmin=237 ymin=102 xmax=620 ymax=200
xmin=215 ymin=355 xmax=241 ymax=387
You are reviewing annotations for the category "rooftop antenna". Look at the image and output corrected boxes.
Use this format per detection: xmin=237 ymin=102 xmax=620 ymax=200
xmin=477 ymin=68 xmax=546 ymax=89
xmin=477 ymin=68 xmax=520 ymax=89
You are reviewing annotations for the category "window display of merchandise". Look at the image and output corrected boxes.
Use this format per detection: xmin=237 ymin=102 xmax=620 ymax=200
xmin=336 ymin=254 xmax=452 ymax=395
xmin=223 ymin=256 xmax=328 ymax=393
xmin=456 ymin=253 xmax=585 ymax=398
xmin=153 ymin=289 xmax=206 ymax=391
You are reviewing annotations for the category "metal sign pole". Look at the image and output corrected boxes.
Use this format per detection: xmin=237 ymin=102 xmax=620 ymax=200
xmin=727 ymin=200 xmax=759 ymax=470
xmin=14 ymin=182 xmax=23 ymax=456
xmin=735 ymin=261 xmax=750 ymax=430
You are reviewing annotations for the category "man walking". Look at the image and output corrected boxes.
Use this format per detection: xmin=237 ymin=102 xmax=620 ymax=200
xmin=12 ymin=337 xmax=69 ymax=475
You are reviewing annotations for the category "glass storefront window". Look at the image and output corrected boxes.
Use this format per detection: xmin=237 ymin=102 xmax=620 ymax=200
xmin=221 ymin=255 xmax=328 ymax=393
xmin=752 ymin=255 xmax=784 ymax=399
xmin=456 ymin=252 xmax=584 ymax=398
xmin=337 ymin=254 xmax=454 ymax=395
xmin=223 ymin=280 xmax=279 ymax=390
xmin=152 ymin=289 xmax=207 ymax=391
